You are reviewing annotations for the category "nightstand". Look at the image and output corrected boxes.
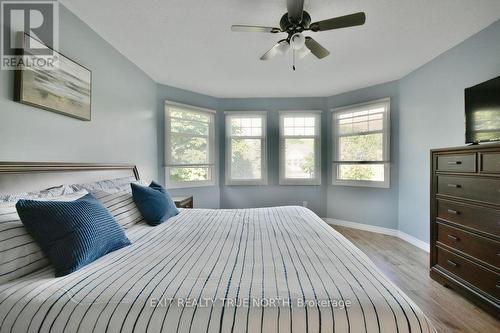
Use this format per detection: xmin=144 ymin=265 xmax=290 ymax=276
xmin=172 ymin=196 xmax=193 ymax=208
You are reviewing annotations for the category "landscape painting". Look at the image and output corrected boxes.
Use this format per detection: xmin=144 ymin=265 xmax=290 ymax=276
xmin=15 ymin=34 xmax=92 ymax=120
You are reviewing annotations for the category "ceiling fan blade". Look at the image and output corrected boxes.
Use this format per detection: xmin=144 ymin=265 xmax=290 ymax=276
xmin=309 ymin=12 xmax=366 ymax=32
xmin=287 ymin=0 xmax=304 ymax=24
xmin=305 ymin=37 xmax=330 ymax=59
xmin=260 ymin=40 xmax=290 ymax=60
xmin=231 ymin=25 xmax=281 ymax=33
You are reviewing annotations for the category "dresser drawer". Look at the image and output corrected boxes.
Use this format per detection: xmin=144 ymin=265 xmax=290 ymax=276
xmin=481 ymin=153 xmax=500 ymax=173
xmin=436 ymin=154 xmax=476 ymax=173
xmin=437 ymin=199 xmax=500 ymax=237
xmin=437 ymin=175 xmax=500 ymax=206
xmin=437 ymin=222 xmax=500 ymax=269
xmin=436 ymin=247 xmax=500 ymax=300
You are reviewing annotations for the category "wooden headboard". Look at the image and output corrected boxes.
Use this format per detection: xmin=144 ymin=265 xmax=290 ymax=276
xmin=0 ymin=162 xmax=139 ymax=194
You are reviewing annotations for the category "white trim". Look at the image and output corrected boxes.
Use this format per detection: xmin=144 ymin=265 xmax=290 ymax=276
xmin=225 ymin=112 xmax=268 ymax=186
xmin=279 ymin=111 xmax=321 ymax=186
xmin=397 ymin=231 xmax=430 ymax=253
xmin=324 ymin=218 xmax=430 ymax=252
xmin=325 ymin=218 xmax=399 ymax=236
xmin=224 ymin=110 xmax=267 ymax=115
xmin=165 ymin=100 xmax=216 ymax=114
xmin=278 ymin=110 xmax=323 ymax=114
xmin=331 ymin=97 xmax=391 ymax=113
xmin=331 ymin=98 xmax=391 ymax=188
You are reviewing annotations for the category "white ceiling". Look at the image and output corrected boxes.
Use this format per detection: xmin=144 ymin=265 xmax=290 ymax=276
xmin=61 ymin=0 xmax=500 ymax=98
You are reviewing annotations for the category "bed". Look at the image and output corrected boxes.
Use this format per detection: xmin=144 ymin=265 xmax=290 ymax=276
xmin=0 ymin=162 xmax=435 ymax=333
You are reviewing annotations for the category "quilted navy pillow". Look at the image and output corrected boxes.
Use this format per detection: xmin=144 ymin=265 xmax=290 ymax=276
xmin=16 ymin=193 xmax=131 ymax=277
xmin=130 ymin=181 xmax=179 ymax=226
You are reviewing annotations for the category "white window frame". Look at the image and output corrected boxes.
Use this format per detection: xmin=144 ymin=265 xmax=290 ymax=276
xmin=279 ymin=111 xmax=321 ymax=186
xmin=332 ymin=98 xmax=391 ymax=188
xmin=225 ymin=111 xmax=267 ymax=186
xmin=165 ymin=101 xmax=216 ymax=189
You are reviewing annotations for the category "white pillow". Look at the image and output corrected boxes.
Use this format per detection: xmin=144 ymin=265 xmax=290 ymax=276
xmin=0 ymin=191 xmax=87 ymax=284
xmin=71 ymin=176 xmax=138 ymax=194
xmin=0 ymin=184 xmax=75 ymax=203
xmin=92 ymin=189 xmax=145 ymax=229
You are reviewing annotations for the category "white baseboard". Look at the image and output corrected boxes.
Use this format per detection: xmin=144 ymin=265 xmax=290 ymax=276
xmin=324 ymin=218 xmax=430 ymax=253
xmin=396 ymin=230 xmax=430 ymax=253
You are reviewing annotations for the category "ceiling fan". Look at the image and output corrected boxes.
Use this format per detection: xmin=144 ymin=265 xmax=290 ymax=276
xmin=231 ymin=0 xmax=366 ymax=69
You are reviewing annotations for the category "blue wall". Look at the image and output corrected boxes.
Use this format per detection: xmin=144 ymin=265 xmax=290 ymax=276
xmin=0 ymin=5 xmax=158 ymax=181
xmin=327 ymin=81 xmax=400 ymax=229
xmin=398 ymin=19 xmax=500 ymax=242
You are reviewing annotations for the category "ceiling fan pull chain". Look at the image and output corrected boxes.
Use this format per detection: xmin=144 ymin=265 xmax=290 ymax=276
xmin=293 ymin=50 xmax=296 ymax=71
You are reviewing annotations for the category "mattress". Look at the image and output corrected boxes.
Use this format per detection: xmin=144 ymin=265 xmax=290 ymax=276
xmin=0 ymin=206 xmax=435 ymax=333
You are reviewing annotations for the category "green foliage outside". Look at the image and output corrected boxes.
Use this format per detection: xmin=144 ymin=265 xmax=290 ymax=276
xmin=169 ymin=111 xmax=211 ymax=182
xmin=167 ymin=110 xmax=387 ymax=182
xmin=230 ymin=119 xmax=261 ymax=179
xmin=285 ymin=138 xmax=315 ymax=178
xmin=170 ymin=167 xmax=208 ymax=182
xmin=231 ymin=139 xmax=261 ymax=179
xmin=339 ymin=133 xmax=383 ymax=181
xmin=301 ymin=152 xmax=315 ymax=176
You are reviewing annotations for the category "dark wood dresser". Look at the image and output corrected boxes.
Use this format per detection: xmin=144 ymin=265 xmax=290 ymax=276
xmin=430 ymin=143 xmax=500 ymax=317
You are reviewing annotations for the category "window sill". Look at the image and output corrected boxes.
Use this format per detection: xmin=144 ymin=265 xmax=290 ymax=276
xmin=332 ymin=179 xmax=390 ymax=189
xmin=225 ymin=180 xmax=268 ymax=186
xmin=166 ymin=181 xmax=216 ymax=189
xmin=279 ymin=179 xmax=321 ymax=186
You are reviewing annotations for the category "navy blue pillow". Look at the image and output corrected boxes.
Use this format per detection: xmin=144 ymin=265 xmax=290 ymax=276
xmin=130 ymin=181 xmax=179 ymax=226
xmin=16 ymin=193 xmax=131 ymax=277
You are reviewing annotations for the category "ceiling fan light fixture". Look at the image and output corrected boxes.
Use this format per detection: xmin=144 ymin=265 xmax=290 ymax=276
xmin=296 ymin=46 xmax=311 ymax=59
xmin=277 ymin=41 xmax=291 ymax=54
xmin=290 ymin=33 xmax=305 ymax=50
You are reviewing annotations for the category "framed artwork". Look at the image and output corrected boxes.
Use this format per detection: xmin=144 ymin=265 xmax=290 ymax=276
xmin=14 ymin=33 xmax=92 ymax=120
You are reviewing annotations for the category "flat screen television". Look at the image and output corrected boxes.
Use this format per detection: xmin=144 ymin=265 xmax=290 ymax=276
xmin=465 ymin=75 xmax=500 ymax=144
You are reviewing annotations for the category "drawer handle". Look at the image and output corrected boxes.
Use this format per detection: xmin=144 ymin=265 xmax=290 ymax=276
xmin=447 ymin=260 xmax=458 ymax=268
xmin=447 ymin=235 xmax=459 ymax=241
xmin=447 ymin=209 xmax=459 ymax=215
xmin=447 ymin=161 xmax=462 ymax=165
xmin=447 ymin=184 xmax=462 ymax=188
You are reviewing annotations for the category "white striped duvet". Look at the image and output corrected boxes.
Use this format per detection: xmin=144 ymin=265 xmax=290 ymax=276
xmin=0 ymin=206 xmax=435 ymax=333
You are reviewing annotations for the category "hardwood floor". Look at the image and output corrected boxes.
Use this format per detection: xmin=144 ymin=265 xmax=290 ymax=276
xmin=331 ymin=225 xmax=500 ymax=333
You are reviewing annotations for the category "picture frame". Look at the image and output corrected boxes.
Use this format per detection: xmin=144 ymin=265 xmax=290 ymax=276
xmin=14 ymin=33 xmax=92 ymax=121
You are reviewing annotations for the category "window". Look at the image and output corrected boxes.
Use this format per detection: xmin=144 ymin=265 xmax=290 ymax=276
xmin=332 ymin=98 xmax=390 ymax=188
xmin=165 ymin=102 xmax=215 ymax=188
xmin=225 ymin=112 xmax=267 ymax=185
xmin=279 ymin=112 xmax=321 ymax=185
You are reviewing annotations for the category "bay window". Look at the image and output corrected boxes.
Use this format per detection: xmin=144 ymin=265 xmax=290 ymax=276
xmin=279 ymin=112 xmax=321 ymax=185
xmin=225 ymin=112 xmax=267 ymax=185
xmin=165 ymin=101 xmax=215 ymax=188
xmin=332 ymin=98 xmax=390 ymax=188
